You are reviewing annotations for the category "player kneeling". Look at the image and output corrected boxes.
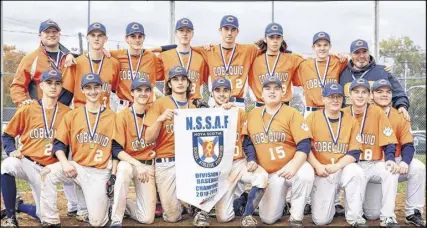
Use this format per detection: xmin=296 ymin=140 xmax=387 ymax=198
xmin=109 ymin=77 xmax=157 ymax=227
xmin=342 ymin=79 xmax=400 ymax=228
xmin=191 ymin=78 xmax=269 ymax=227
xmin=363 ymin=79 xmax=425 ymax=227
xmin=39 ymin=73 xmax=116 ymax=227
xmin=245 ymin=76 xmax=314 ymax=227
xmin=306 ymin=83 xmax=367 ymax=227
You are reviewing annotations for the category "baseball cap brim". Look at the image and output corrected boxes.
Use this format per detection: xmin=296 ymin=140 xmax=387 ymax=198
xmin=266 ymin=32 xmax=282 ymax=36
xmin=220 ymin=24 xmax=238 ymax=28
xmin=41 ymin=25 xmax=61 ymax=32
xmin=352 ymin=47 xmax=368 ymax=53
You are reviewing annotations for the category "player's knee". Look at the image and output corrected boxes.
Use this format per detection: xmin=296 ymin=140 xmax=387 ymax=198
xmin=0 ymin=157 xmax=20 ymax=175
xmin=260 ymin=215 xmax=280 ymax=225
xmin=313 ymin=216 xmax=333 ymax=226
xmin=89 ymin=216 xmax=108 ymax=227
xmin=409 ymin=159 xmax=426 ymax=178
xmin=163 ymin=208 xmax=182 ymax=223
xmin=216 ymin=211 xmax=234 ymax=223
xmin=364 ymin=209 xmax=380 ymax=220
xmin=138 ymin=215 xmax=155 ymax=225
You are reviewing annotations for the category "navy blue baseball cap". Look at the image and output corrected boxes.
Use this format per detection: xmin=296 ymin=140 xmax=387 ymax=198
xmin=322 ymin=82 xmax=344 ymax=97
xmin=81 ymin=73 xmax=103 ymax=88
xmin=262 ymin=76 xmax=282 ymax=88
xmin=350 ymin=39 xmax=369 ymax=53
xmin=372 ymin=79 xmax=392 ymax=91
xmin=220 ymin=15 xmax=239 ymax=28
xmin=349 ymin=78 xmax=370 ymax=92
xmin=131 ymin=77 xmax=151 ymax=90
xmin=176 ymin=18 xmax=194 ymax=30
xmin=212 ymin=78 xmax=231 ymax=90
xmin=87 ymin=22 xmax=107 ymax=35
xmin=126 ymin=22 xmax=144 ymax=36
xmin=41 ymin=69 xmax=62 ymax=82
xmin=168 ymin=66 xmax=188 ymax=79
xmin=39 ymin=19 xmax=61 ymax=33
xmin=313 ymin=31 xmax=331 ymax=44
xmin=265 ymin=23 xmax=283 ymax=36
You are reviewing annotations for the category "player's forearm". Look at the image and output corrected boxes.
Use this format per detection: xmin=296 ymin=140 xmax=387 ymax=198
xmin=145 ymin=121 xmax=162 ymax=143
xmin=307 ymin=151 xmax=322 ymax=169
xmin=291 ymin=151 xmax=308 ymax=170
xmin=401 ymin=143 xmax=415 ymax=165
xmin=335 ymin=155 xmax=356 ymax=170
xmin=111 ymin=159 xmax=119 ymax=175
xmin=117 ymin=151 xmax=143 ymax=167
xmin=55 ymin=150 xmax=68 ymax=164
xmin=383 ymin=144 xmax=397 ymax=162
xmin=1 ymin=133 xmax=17 ymax=155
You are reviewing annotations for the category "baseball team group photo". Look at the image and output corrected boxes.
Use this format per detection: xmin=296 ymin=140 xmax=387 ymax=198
xmin=0 ymin=1 xmax=426 ymax=228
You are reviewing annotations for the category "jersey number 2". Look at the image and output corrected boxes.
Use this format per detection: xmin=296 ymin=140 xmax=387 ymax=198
xmin=94 ymin=150 xmax=103 ymax=162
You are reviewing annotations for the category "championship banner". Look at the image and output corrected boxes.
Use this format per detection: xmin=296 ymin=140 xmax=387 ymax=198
xmin=175 ymin=108 xmax=238 ymax=212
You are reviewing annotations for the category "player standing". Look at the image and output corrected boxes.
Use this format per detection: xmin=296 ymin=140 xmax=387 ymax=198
xmin=144 ymin=66 xmax=196 ymax=222
xmin=342 ymin=78 xmax=400 ymax=227
xmin=305 ymin=82 xmax=367 ymax=227
xmin=62 ymin=22 xmax=120 ymax=109
xmin=39 ymin=73 xmax=116 ymax=227
xmin=365 ymin=79 xmax=425 ymax=227
xmin=244 ymin=76 xmax=314 ymax=226
xmin=1 ymin=70 xmax=71 ymax=227
xmin=109 ymin=77 xmax=157 ymax=227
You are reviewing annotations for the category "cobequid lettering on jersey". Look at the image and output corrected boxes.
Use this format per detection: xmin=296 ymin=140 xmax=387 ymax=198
xmin=257 ymin=72 xmax=289 ymax=84
xmin=306 ymin=78 xmax=337 ymax=89
xmin=212 ymin=65 xmax=244 ymax=77
xmin=102 ymin=82 xmax=112 ymax=94
xmin=131 ymin=139 xmax=155 ymax=151
xmin=119 ymin=70 xmax=150 ymax=81
xmin=29 ymin=128 xmax=56 ymax=139
xmin=76 ymin=132 xmax=110 ymax=147
xmin=358 ymin=133 xmax=376 ymax=146
xmin=187 ymin=70 xmax=200 ymax=82
xmin=186 ymin=115 xmax=229 ymax=131
xmin=313 ymin=141 xmax=349 ymax=154
xmin=252 ymin=131 xmax=287 ymax=145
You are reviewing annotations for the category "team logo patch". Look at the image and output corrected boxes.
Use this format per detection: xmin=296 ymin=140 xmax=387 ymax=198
xmin=217 ymin=78 xmax=225 ymax=83
xmin=131 ymin=23 xmax=139 ymax=29
xmin=193 ymin=131 xmax=224 ymax=168
xmin=46 ymin=20 xmax=55 ymax=25
xmin=317 ymin=32 xmax=325 ymax=37
xmin=269 ymin=77 xmax=277 ymax=82
xmin=301 ymin=123 xmax=309 ymax=132
xmin=181 ymin=19 xmax=189 ymax=25
xmin=378 ymin=79 xmax=388 ymax=84
xmin=271 ymin=25 xmax=279 ymax=31
xmin=330 ymin=84 xmax=339 ymax=90
xmin=86 ymin=74 xmax=95 ymax=80
xmin=356 ymin=78 xmax=366 ymax=84
xmin=355 ymin=40 xmax=364 ymax=46
xmin=226 ymin=16 xmax=234 ymax=22
xmin=48 ymin=70 xmax=58 ymax=76
xmin=93 ymin=23 xmax=101 ymax=28
xmin=174 ymin=67 xmax=183 ymax=73
xmin=383 ymin=127 xmax=393 ymax=137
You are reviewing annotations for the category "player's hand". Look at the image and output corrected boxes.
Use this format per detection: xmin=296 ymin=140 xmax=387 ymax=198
xmin=103 ymin=48 xmax=111 ymax=58
xmin=333 ymin=53 xmax=348 ymax=63
xmin=279 ymin=163 xmax=298 ymax=180
xmin=136 ymin=164 xmax=149 ymax=183
xmin=9 ymin=150 xmax=24 ymax=159
xmin=398 ymin=107 xmax=411 ymax=122
xmin=386 ymin=160 xmax=400 ymax=174
xmin=325 ymin=163 xmax=340 ymax=174
xmin=384 ymin=64 xmax=394 ymax=73
xmin=398 ymin=161 xmax=409 ymax=175
xmin=64 ymin=53 xmax=77 ymax=67
xmin=221 ymin=102 xmax=236 ymax=110
xmin=157 ymin=109 xmax=177 ymax=122
xmin=246 ymin=161 xmax=258 ymax=172
xmin=202 ymin=43 xmax=212 ymax=51
xmin=18 ymin=99 xmax=35 ymax=107
xmin=61 ymin=161 xmax=77 ymax=179
xmin=314 ymin=164 xmax=329 ymax=177
xmin=106 ymin=174 xmax=116 ymax=198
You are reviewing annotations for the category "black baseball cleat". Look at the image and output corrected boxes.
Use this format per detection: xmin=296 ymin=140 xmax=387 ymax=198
xmin=405 ymin=210 xmax=426 ymax=227
xmin=0 ymin=208 xmax=6 ymax=220
xmin=303 ymin=204 xmax=311 ymax=215
xmin=380 ymin=217 xmax=400 ymax=228
xmin=283 ymin=202 xmax=291 ymax=216
xmin=233 ymin=192 xmax=248 ymax=216
xmin=67 ymin=210 xmax=77 ymax=217
xmin=3 ymin=217 xmax=19 ymax=228
xmin=41 ymin=222 xmax=61 ymax=228
xmin=334 ymin=204 xmax=345 ymax=217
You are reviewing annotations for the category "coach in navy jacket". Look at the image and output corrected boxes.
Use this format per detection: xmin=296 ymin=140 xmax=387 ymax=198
xmin=339 ymin=39 xmax=410 ymax=120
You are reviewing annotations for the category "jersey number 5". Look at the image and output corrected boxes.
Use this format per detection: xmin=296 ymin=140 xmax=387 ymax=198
xmin=269 ymin=146 xmax=286 ymax=160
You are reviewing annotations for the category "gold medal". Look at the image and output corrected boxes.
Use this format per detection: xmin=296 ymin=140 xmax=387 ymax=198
xmin=45 ymin=138 xmax=51 ymax=146
xmin=356 ymin=134 xmax=362 ymax=144
xmin=90 ymin=142 xmax=95 ymax=149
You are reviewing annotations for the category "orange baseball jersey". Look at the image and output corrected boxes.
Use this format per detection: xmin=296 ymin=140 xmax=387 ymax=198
xmin=3 ymin=101 xmax=70 ymax=166
xmin=342 ymin=104 xmax=397 ymax=161
xmin=54 ymin=106 xmax=115 ymax=169
xmin=244 ymin=105 xmax=310 ymax=174
xmin=306 ymin=110 xmax=361 ymax=165
xmin=114 ymin=107 xmax=156 ymax=160
xmin=144 ymin=96 xmax=196 ymax=158
xmin=192 ymin=44 xmax=260 ymax=98
xmin=248 ymin=52 xmax=303 ymax=103
xmin=110 ymin=49 xmax=162 ymax=103
xmin=233 ymin=108 xmax=247 ymax=161
xmin=62 ymin=54 xmax=120 ymax=109
xmin=157 ymin=48 xmax=209 ymax=100
xmin=295 ymin=56 xmax=348 ymax=107
xmin=386 ymin=106 xmax=413 ymax=157
xmin=10 ymin=44 xmax=72 ymax=106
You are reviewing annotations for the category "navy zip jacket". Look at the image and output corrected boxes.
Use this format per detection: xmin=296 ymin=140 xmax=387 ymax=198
xmin=339 ymin=55 xmax=410 ymax=110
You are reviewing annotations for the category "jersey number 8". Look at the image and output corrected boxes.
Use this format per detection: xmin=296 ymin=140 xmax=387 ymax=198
xmin=360 ymin=149 xmax=373 ymax=161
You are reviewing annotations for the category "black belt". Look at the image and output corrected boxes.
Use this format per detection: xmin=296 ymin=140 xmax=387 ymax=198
xmin=139 ymin=159 xmax=154 ymax=166
xmin=119 ymin=100 xmax=130 ymax=105
xmin=229 ymin=97 xmax=245 ymax=103
xmin=306 ymin=106 xmax=321 ymax=112
xmin=256 ymin=101 xmax=289 ymax=107
xmin=155 ymin=157 xmax=175 ymax=163
xmin=24 ymin=156 xmax=45 ymax=167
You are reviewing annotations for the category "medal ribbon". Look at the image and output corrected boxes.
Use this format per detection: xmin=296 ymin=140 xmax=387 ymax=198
xmin=131 ymin=105 xmax=146 ymax=143
xmin=351 ymin=69 xmax=371 ymax=80
xmin=261 ymin=103 xmax=283 ymax=135
xmin=41 ymin=101 xmax=58 ymax=140
xmin=175 ymin=49 xmax=192 ymax=73
xmin=265 ymin=53 xmax=281 ymax=77
xmin=170 ymin=95 xmax=189 ymax=109
xmin=314 ymin=56 xmax=330 ymax=88
xmin=351 ymin=104 xmax=369 ymax=138
xmin=87 ymin=52 xmax=105 ymax=75
xmin=84 ymin=105 xmax=101 ymax=144
xmin=219 ymin=44 xmax=236 ymax=75
xmin=323 ymin=109 xmax=342 ymax=145
xmin=127 ymin=49 xmax=143 ymax=81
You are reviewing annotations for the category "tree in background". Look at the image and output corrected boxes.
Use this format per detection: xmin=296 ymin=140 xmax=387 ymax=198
xmin=3 ymin=45 xmax=26 ymax=107
xmin=380 ymin=36 xmax=426 ymax=131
